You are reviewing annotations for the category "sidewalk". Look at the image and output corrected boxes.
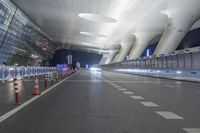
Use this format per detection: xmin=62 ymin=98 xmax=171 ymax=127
xmin=0 ymin=71 xmax=76 ymax=116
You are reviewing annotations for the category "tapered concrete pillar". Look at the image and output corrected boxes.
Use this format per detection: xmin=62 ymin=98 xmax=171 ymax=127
xmin=128 ymin=32 xmax=160 ymax=60
xmin=113 ymin=35 xmax=135 ymax=63
xmin=99 ymin=53 xmax=109 ymax=65
xmin=105 ymin=50 xmax=118 ymax=64
xmin=154 ymin=8 xmax=200 ymax=55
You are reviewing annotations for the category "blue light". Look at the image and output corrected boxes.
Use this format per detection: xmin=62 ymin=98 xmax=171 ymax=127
xmin=146 ymin=49 xmax=150 ymax=56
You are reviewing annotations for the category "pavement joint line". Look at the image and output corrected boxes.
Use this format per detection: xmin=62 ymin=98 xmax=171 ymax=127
xmin=140 ymin=102 xmax=159 ymax=107
xmin=0 ymin=71 xmax=79 ymax=124
xmin=155 ymin=111 xmax=184 ymax=119
xmin=164 ymin=84 xmax=175 ymax=88
xmin=130 ymin=96 xmax=144 ymax=100
xmin=183 ymin=128 xmax=200 ymax=133
xmin=122 ymin=91 xmax=135 ymax=95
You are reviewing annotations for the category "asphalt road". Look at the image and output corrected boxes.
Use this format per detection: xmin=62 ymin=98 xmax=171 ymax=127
xmin=0 ymin=70 xmax=200 ymax=133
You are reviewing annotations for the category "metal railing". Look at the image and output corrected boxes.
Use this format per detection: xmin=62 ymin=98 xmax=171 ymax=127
xmin=0 ymin=66 xmax=57 ymax=81
xmin=101 ymin=50 xmax=200 ymax=82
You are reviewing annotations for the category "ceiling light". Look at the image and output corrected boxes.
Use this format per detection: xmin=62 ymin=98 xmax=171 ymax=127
xmin=80 ymin=31 xmax=106 ymax=38
xmin=78 ymin=13 xmax=117 ymax=23
xmin=81 ymin=42 xmax=94 ymax=46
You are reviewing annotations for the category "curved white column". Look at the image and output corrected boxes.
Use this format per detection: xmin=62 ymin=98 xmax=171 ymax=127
xmin=154 ymin=8 xmax=200 ymax=55
xmin=113 ymin=35 xmax=135 ymax=63
xmin=105 ymin=50 xmax=118 ymax=64
xmin=128 ymin=32 xmax=160 ymax=60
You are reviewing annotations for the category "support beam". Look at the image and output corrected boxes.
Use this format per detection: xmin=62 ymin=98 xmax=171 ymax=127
xmin=154 ymin=8 xmax=200 ymax=55
xmin=128 ymin=32 xmax=160 ymax=60
xmin=105 ymin=50 xmax=118 ymax=64
xmin=113 ymin=35 xmax=135 ymax=63
xmin=99 ymin=53 xmax=109 ymax=65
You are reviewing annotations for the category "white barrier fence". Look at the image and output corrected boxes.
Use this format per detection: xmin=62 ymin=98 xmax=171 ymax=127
xmin=0 ymin=66 xmax=57 ymax=82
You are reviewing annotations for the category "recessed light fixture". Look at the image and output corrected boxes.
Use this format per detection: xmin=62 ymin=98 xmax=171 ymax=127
xmin=78 ymin=13 xmax=117 ymax=23
xmin=81 ymin=42 xmax=94 ymax=46
xmin=80 ymin=31 xmax=106 ymax=38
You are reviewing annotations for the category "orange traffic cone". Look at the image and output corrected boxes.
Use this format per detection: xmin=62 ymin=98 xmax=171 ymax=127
xmin=33 ymin=75 xmax=40 ymax=95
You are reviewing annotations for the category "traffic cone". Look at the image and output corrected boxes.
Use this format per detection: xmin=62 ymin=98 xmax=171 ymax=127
xmin=33 ymin=75 xmax=40 ymax=95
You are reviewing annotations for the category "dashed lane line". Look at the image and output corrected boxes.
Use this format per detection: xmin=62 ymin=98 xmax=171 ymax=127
xmin=0 ymin=71 xmax=79 ymax=124
xmin=118 ymin=88 xmax=127 ymax=91
xmin=183 ymin=128 xmax=200 ymax=133
xmin=130 ymin=96 xmax=144 ymax=100
xmin=140 ymin=102 xmax=159 ymax=107
xmin=122 ymin=91 xmax=135 ymax=95
xmin=164 ymin=84 xmax=175 ymax=88
xmin=155 ymin=111 xmax=184 ymax=119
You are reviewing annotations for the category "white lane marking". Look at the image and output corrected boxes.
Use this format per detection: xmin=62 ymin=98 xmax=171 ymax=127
xmin=66 ymin=80 xmax=102 ymax=82
xmin=140 ymin=102 xmax=159 ymax=107
xmin=114 ymin=85 xmax=121 ymax=88
xmin=155 ymin=111 xmax=184 ymax=119
xmin=164 ymin=85 xmax=175 ymax=88
xmin=130 ymin=96 xmax=144 ymax=100
xmin=183 ymin=128 xmax=200 ymax=133
xmin=118 ymin=88 xmax=127 ymax=91
xmin=123 ymin=91 xmax=134 ymax=95
xmin=0 ymin=71 xmax=79 ymax=123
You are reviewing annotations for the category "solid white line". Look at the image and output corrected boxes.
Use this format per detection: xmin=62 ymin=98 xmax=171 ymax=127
xmin=130 ymin=96 xmax=144 ymax=100
xmin=155 ymin=111 xmax=184 ymax=119
xmin=123 ymin=91 xmax=134 ymax=95
xmin=66 ymin=80 xmax=102 ymax=82
xmin=140 ymin=102 xmax=159 ymax=107
xmin=183 ymin=128 xmax=200 ymax=133
xmin=164 ymin=85 xmax=175 ymax=88
xmin=0 ymin=71 xmax=79 ymax=123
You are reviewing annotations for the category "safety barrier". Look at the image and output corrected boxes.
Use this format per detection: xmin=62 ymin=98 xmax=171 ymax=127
xmin=0 ymin=66 xmax=57 ymax=82
xmin=101 ymin=50 xmax=200 ymax=82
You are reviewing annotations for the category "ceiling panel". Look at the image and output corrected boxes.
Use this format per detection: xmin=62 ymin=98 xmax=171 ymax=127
xmin=12 ymin=0 xmax=200 ymax=51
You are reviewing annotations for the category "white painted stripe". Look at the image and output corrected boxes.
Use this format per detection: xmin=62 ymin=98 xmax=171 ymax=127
xmin=118 ymin=88 xmax=127 ymax=91
xmin=164 ymin=85 xmax=175 ymax=88
xmin=130 ymin=96 xmax=144 ymax=100
xmin=66 ymin=80 xmax=102 ymax=82
xmin=123 ymin=91 xmax=134 ymax=94
xmin=183 ymin=128 xmax=200 ymax=133
xmin=155 ymin=111 xmax=184 ymax=119
xmin=140 ymin=102 xmax=159 ymax=107
xmin=0 ymin=71 xmax=79 ymax=123
xmin=114 ymin=85 xmax=121 ymax=88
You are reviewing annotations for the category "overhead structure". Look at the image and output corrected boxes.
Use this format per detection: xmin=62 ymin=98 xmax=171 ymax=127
xmin=113 ymin=35 xmax=135 ymax=62
xmin=154 ymin=8 xmax=200 ymax=55
xmin=105 ymin=50 xmax=119 ymax=64
xmin=129 ymin=32 xmax=160 ymax=60
xmin=12 ymin=0 xmax=200 ymax=64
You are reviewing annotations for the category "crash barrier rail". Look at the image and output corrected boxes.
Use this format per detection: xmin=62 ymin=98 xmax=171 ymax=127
xmin=101 ymin=51 xmax=200 ymax=82
xmin=0 ymin=66 xmax=57 ymax=82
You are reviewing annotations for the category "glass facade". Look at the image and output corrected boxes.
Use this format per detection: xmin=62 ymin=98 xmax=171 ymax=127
xmin=0 ymin=0 xmax=57 ymax=66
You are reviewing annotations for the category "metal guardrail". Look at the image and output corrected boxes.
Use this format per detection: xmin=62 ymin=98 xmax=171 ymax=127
xmin=101 ymin=51 xmax=200 ymax=82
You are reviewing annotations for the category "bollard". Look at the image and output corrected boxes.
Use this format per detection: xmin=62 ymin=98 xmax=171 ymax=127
xmin=56 ymin=73 xmax=59 ymax=83
xmin=51 ymin=73 xmax=54 ymax=85
xmin=44 ymin=74 xmax=48 ymax=89
xmin=33 ymin=75 xmax=40 ymax=95
xmin=13 ymin=78 xmax=20 ymax=105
